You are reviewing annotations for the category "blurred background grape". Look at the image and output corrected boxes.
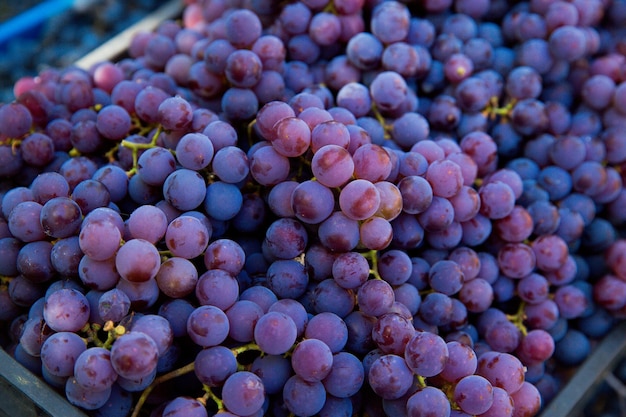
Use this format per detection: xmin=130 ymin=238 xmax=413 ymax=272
xmin=0 ymin=0 xmax=170 ymax=103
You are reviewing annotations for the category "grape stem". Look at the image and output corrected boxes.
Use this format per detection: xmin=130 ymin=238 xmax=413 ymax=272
xmin=202 ymin=385 xmax=224 ymax=411
xmin=130 ymin=361 xmax=196 ymax=417
xmin=506 ymin=301 xmax=529 ymax=336
xmin=363 ymin=250 xmax=383 ymax=280
xmin=121 ymin=124 xmax=163 ymax=176
xmin=370 ymin=103 xmax=392 ymax=139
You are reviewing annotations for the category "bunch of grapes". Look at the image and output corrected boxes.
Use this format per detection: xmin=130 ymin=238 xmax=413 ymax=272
xmin=2 ymin=0 xmax=626 ymax=416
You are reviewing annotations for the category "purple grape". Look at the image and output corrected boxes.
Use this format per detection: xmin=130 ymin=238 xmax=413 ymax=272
xmin=43 ymin=288 xmax=90 ymax=332
xmin=74 ymin=347 xmax=118 ymax=392
xmin=194 ymin=346 xmax=237 ymax=387
xmin=98 ymin=288 xmax=131 ymax=323
xmin=476 ymin=351 xmax=525 ymax=395
xmin=40 ymin=331 xmax=87 ymax=377
xmin=165 ymin=215 xmax=210 ymax=260
xmin=163 ymin=168 xmax=206 ymax=211
xmin=291 ymin=338 xmax=333 ymax=382
xmin=282 ymin=375 xmax=326 ymax=417
xmin=115 ymin=238 xmax=161 ymax=283
xmin=251 ymin=310 xmax=297 ymax=356
xmin=162 ymin=397 xmax=208 ymax=417
xmin=195 ymin=268 xmax=239 ymax=310
xmin=368 ymin=354 xmax=414 ymax=400
xmin=130 ymin=314 xmax=173 ymax=356
xmin=187 ymin=305 xmax=230 ymax=348
xmin=454 ymin=374 xmax=494 ymax=415
xmin=65 ymin=376 xmax=112 ymax=410
xmin=404 ymin=386 xmax=450 ymax=416
xmin=109 ymin=331 xmax=159 ymax=380
xmin=174 ymin=132 xmax=214 ymax=170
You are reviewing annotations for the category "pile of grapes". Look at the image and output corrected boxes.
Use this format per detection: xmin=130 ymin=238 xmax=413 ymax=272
xmin=0 ymin=0 xmax=172 ymax=104
xmin=2 ymin=0 xmax=626 ymax=416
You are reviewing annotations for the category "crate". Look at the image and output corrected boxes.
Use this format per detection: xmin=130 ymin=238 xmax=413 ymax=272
xmin=1 ymin=1 xmax=625 ymax=416
xmin=539 ymin=321 xmax=626 ymax=417
xmin=0 ymin=348 xmax=88 ymax=417
xmin=73 ymin=0 xmax=184 ymax=70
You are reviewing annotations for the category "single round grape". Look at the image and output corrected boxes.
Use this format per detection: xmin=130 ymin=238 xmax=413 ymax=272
xmin=40 ymin=332 xmax=86 ymax=377
xmin=115 ymin=239 xmax=161 ymax=283
xmin=43 ymin=289 xmax=90 ymax=332
xmin=74 ymin=347 xmax=118 ymax=392
xmin=291 ymin=338 xmax=333 ymax=382
xmin=368 ymin=354 xmax=414 ymax=400
xmin=187 ymin=305 xmax=230 ymax=348
xmin=110 ymin=331 xmax=159 ymax=380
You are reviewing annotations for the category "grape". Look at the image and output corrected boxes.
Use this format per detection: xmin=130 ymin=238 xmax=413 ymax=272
xmin=163 ymin=169 xmax=206 ymax=211
xmin=92 ymin=165 xmax=128 ymax=203
xmin=269 ymin=298 xmax=309 ymax=338
xmin=115 ymin=239 xmax=161 ymax=283
xmin=398 ymin=176 xmax=433 ymax=216
xmin=498 ymin=243 xmax=536 ymax=279
xmin=173 ymin=132 xmax=214 ymax=171
xmin=240 ymin=286 xmax=279 ymax=313
xmin=165 ymin=215 xmax=210 ymax=260
xmin=266 ymin=259 xmax=309 ymax=300
xmin=371 ymin=1 xmax=410 ymax=44
xmin=9 ymin=201 xmax=46 ymax=243
xmin=331 ymin=252 xmax=370 ymax=290
xmin=116 ymin=367 xmax=157 ymax=393
xmin=372 ymin=313 xmax=415 ymax=355
xmin=0 ymin=102 xmax=33 ymax=138
xmin=110 ymin=332 xmax=159 ymax=381
xmin=477 ymin=351 xmax=525 ymax=395
xmin=43 ymin=288 xmax=90 ymax=332
xmin=249 ymin=144 xmax=290 ymax=186
xmin=187 ymin=305 xmax=230 ymax=348
xmin=549 ymin=25 xmax=587 ymax=62
xmin=368 ymin=354 xmax=414 ymax=400
xmin=39 ymin=197 xmax=82 ymax=239
xmin=74 ymin=347 xmax=118 ymax=392
xmin=264 ymin=218 xmax=308 ymax=259
xmin=291 ymin=338 xmax=333 ymax=382
xmin=211 ymin=146 xmax=249 ymax=184
xmin=98 ymin=288 xmax=131 ymax=323
xmin=429 ymin=260 xmax=465 ymax=296
xmin=510 ymin=381 xmax=542 ymax=417
xmin=65 ymin=377 xmax=112 ymax=410
xmin=125 ymin=204 xmax=166 ymax=243
xmin=40 ymin=332 xmax=87 ymax=377
xmin=291 ymin=180 xmax=334 ymax=224
xmin=454 ymin=374 xmax=494 ymax=415
xmin=162 ymin=397 xmax=208 ymax=417
xmin=406 ymin=386 xmax=451 ymax=417
xmin=308 ymin=11 xmax=341 ymax=46
xmin=254 ymin=311 xmax=297 ymax=355
xmin=194 ymin=346 xmax=236 ymax=389
xmin=311 ymin=145 xmax=354 ymax=188
xmin=196 ymin=269 xmax=239 ymax=310
xmin=131 ymin=314 xmax=173 ymax=356
xmin=224 ymin=50 xmax=263 ymax=89
xmin=250 ymin=354 xmax=292 ymax=395
xmin=283 ymin=375 xmax=326 ymax=417
xmin=404 ymin=331 xmax=449 ymax=377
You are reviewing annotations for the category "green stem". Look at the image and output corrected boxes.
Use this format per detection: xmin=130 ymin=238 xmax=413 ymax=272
xmin=204 ymin=385 xmax=224 ymax=411
xmin=231 ymin=342 xmax=262 ymax=357
xmin=363 ymin=250 xmax=382 ymax=280
xmin=130 ymin=361 xmax=196 ymax=417
xmin=506 ymin=301 xmax=529 ymax=337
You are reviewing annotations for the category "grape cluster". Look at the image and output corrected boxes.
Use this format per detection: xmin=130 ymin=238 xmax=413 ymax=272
xmin=0 ymin=0 xmax=173 ymax=104
xmin=1 ymin=0 xmax=626 ymax=416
